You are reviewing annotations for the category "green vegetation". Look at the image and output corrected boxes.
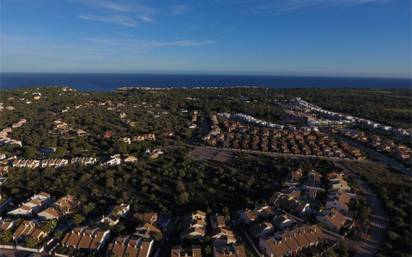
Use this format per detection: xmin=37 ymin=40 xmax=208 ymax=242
xmin=2 ymin=146 xmax=334 ymax=234
xmin=346 ymin=162 xmax=412 ymax=257
xmin=1 ymin=87 xmax=411 ymax=255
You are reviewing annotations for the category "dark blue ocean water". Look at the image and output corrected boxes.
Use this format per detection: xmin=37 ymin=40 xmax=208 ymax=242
xmin=0 ymin=72 xmax=411 ymax=91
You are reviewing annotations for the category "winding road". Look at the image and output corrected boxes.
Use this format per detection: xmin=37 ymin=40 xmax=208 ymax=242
xmin=335 ymin=162 xmax=388 ymax=257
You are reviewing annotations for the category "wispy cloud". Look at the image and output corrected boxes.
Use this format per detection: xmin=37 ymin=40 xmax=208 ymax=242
xmin=269 ymin=0 xmax=389 ymax=12
xmin=75 ymin=0 xmax=157 ymax=26
xmin=149 ymin=40 xmax=216 ymax=47
xmin=215 ymin=0 xmax=389 ymax=13
xmin=83 ymin=38 xmax=216 ymax=52
xmin=77 ymin=0 xmax=156 ymax=14
xmin=169 ymin=4 xmax=190 ymax=15
xmin=79 ymin=14 xmax=138 ymax=27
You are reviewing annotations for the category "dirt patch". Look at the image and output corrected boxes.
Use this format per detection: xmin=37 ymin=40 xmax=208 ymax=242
xmin=188 ymin=147 xmax=234 ymax=162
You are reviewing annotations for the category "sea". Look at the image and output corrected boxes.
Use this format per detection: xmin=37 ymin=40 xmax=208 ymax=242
xmin=0 ymin=72 xmax=411 ymax=91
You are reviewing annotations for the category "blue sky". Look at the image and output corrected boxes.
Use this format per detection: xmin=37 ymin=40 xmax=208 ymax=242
xmin=0 ymin=0 xmax=411 ymax=77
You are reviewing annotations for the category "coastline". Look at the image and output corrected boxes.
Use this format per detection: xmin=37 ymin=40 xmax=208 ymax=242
xmin=1 ymin=73 xmax=411 ymax=91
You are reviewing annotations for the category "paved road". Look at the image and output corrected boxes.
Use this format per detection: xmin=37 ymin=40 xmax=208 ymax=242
xmin=0 ymin=249 xmax=47 ymax=257
xmin=155 ymin=217 xmax=177 ymax=257
xmin=238 ymin=228 xmax=262 ymax=257
xmin=335 ymin=162 xmax=388 ymax=257
xmin=189 ymin=145 xmax=369 ymax=163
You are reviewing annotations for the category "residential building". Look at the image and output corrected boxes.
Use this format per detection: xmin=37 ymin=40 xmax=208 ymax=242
xmin=326 ymin=192 xmax=352 ymax=213
xmin=8 ymin=192 xmax=51 ymax=216
xmin=38 ymin=207 xmax=62 ymax=220
xmin=238 ymin=209 xmax=258 ymax=225
xmin=71 ymin=157 xmax=97 ymax=166
xmin=136 ymin=212 xmax=158 ymax=225
xmin=104 ymin=155 xmax=122 ymax=166
xmin=135 ymin=223 xmax=162 ymax=239
xmin=213 ymin=243 xmax=247 ymax=257
xmin=259 ymin=225 xmax=324 ymax=257
xmin=106 ymin=237 xmax=145 ymax=257
xmin=212 ymin=227 xmax=237 ymax=244
xmin=171 ymin=246 xmax=202 ymax=257
xmin=316 ymin=208 xmax=348 ymax=231
xmin=272 ymin=213 xmax=298 ymax=230
xmin=210 ymin=214 xmax=226 ymax=231
xmin=249 ymin=222 xmax=274 ymax=238
xmin=272 ymin=193 xmax=310 ymax=216
xmin=61 ymin=227 xmax=110 ymax=251
xmin=124 ymin=155 xmax=138 ymax=163
xmin=13 ymin=220 xmax=48 ymax=241
xmin=132 ymin=134 xmax=156 ymax=142
xmin=0 ymin=218 xmax=15 ymax=231
xmin=181 ymin=210 xmax=207 ymax=240
xmin=101 ymin=204 xmax=130 ymax=226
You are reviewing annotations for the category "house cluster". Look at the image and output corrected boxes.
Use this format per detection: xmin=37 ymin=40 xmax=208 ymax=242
xmin=116 ymin=86 xmax=262 ymax=91
xmin=32 ymin=92 xmax=42 ymax=100
xmin=218 ymin=113 xmax=284 ymax=129
xmin=324 ymin=172 xmax=356 ymax=215
xmin=8 ymin=152 xmax=150 ymax=170
xmin=236 ymin=168 xmax=356 ymax=257
xmin=175 ymin=210 xmax=247 ymax=257
xmin=12 ymin=219 xmax=49 ymax=243
xmin=132 ymin=133 xmax=156 ymax=142
xmin=0 ymin=118 xmax=27 ymax=147
xmin=60 ymin=227 xmax=111 ymax=252
xmin=11 ymin=118 xmax=28 ymax=128
xmin=7 ymin=192 xmax=77 ymax=221
xmin=338 ymin=129 xmax=411 ymax=165
xmin=8 ymin=192 xmax=52 ymax=217
xmin=144 ymin=148 xmax=164 ymax=159
xmin=71 ymin=157 xmax=98 ymax=166
xmin=188 ymin=110 xmax=198 ymax=129
xmin=134 ymin=212 xmax=162 ymax=239
xmin=293 ymin=98 xmax=410 ymax=137
xmin=54 ymin=210 xmax=159 ymax=256
xmin=100 ymin=203 xmax=130 ymax=226
xmin=121 ymin=133 xmax=156 ymax=145
xmin=38 ymin=194 xmax=77 ymax=220
xmin=102 ymin=154 xmax=138 ymax=166
xmin=0 ymin=152 xmax=11 ymax=180
xmin=1 ymin=193 xmax=77 ymax=247
xmin=259 ymin=224 xmax=325 ymax=257
xmin=203 ymin=119 xmax=364 ymax=160
xmin=1 ymin=192 xmax=156 ymax=257
xmin=180 ymin=210 xmax=207 ymax=240
xmin=53 ymin=119 xmax=87 ymax=137
xmin=11 ymin=157 xmax=97 ymax=169
xmin=0 ymin=217 xmax=15 ymax=233
xmin=0 ymin=102 xmax=16 ymax=112
xmin=106 ymin=237 xmax=153 ymax=257
xmin=277 ymin=99 xmax=352 ymax=128
xmin=118 ymin=111 xmax=137 ymax=128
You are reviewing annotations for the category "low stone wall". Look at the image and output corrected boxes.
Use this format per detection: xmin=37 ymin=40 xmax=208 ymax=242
xmin=0 ymin=245 xmax=15 ymax=250
xmin=0 ymin=244 xmax=42 ymax=253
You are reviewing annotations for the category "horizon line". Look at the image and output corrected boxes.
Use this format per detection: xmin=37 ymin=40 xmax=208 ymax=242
xmin=1 ymin=71 xmax=411 ymax=80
